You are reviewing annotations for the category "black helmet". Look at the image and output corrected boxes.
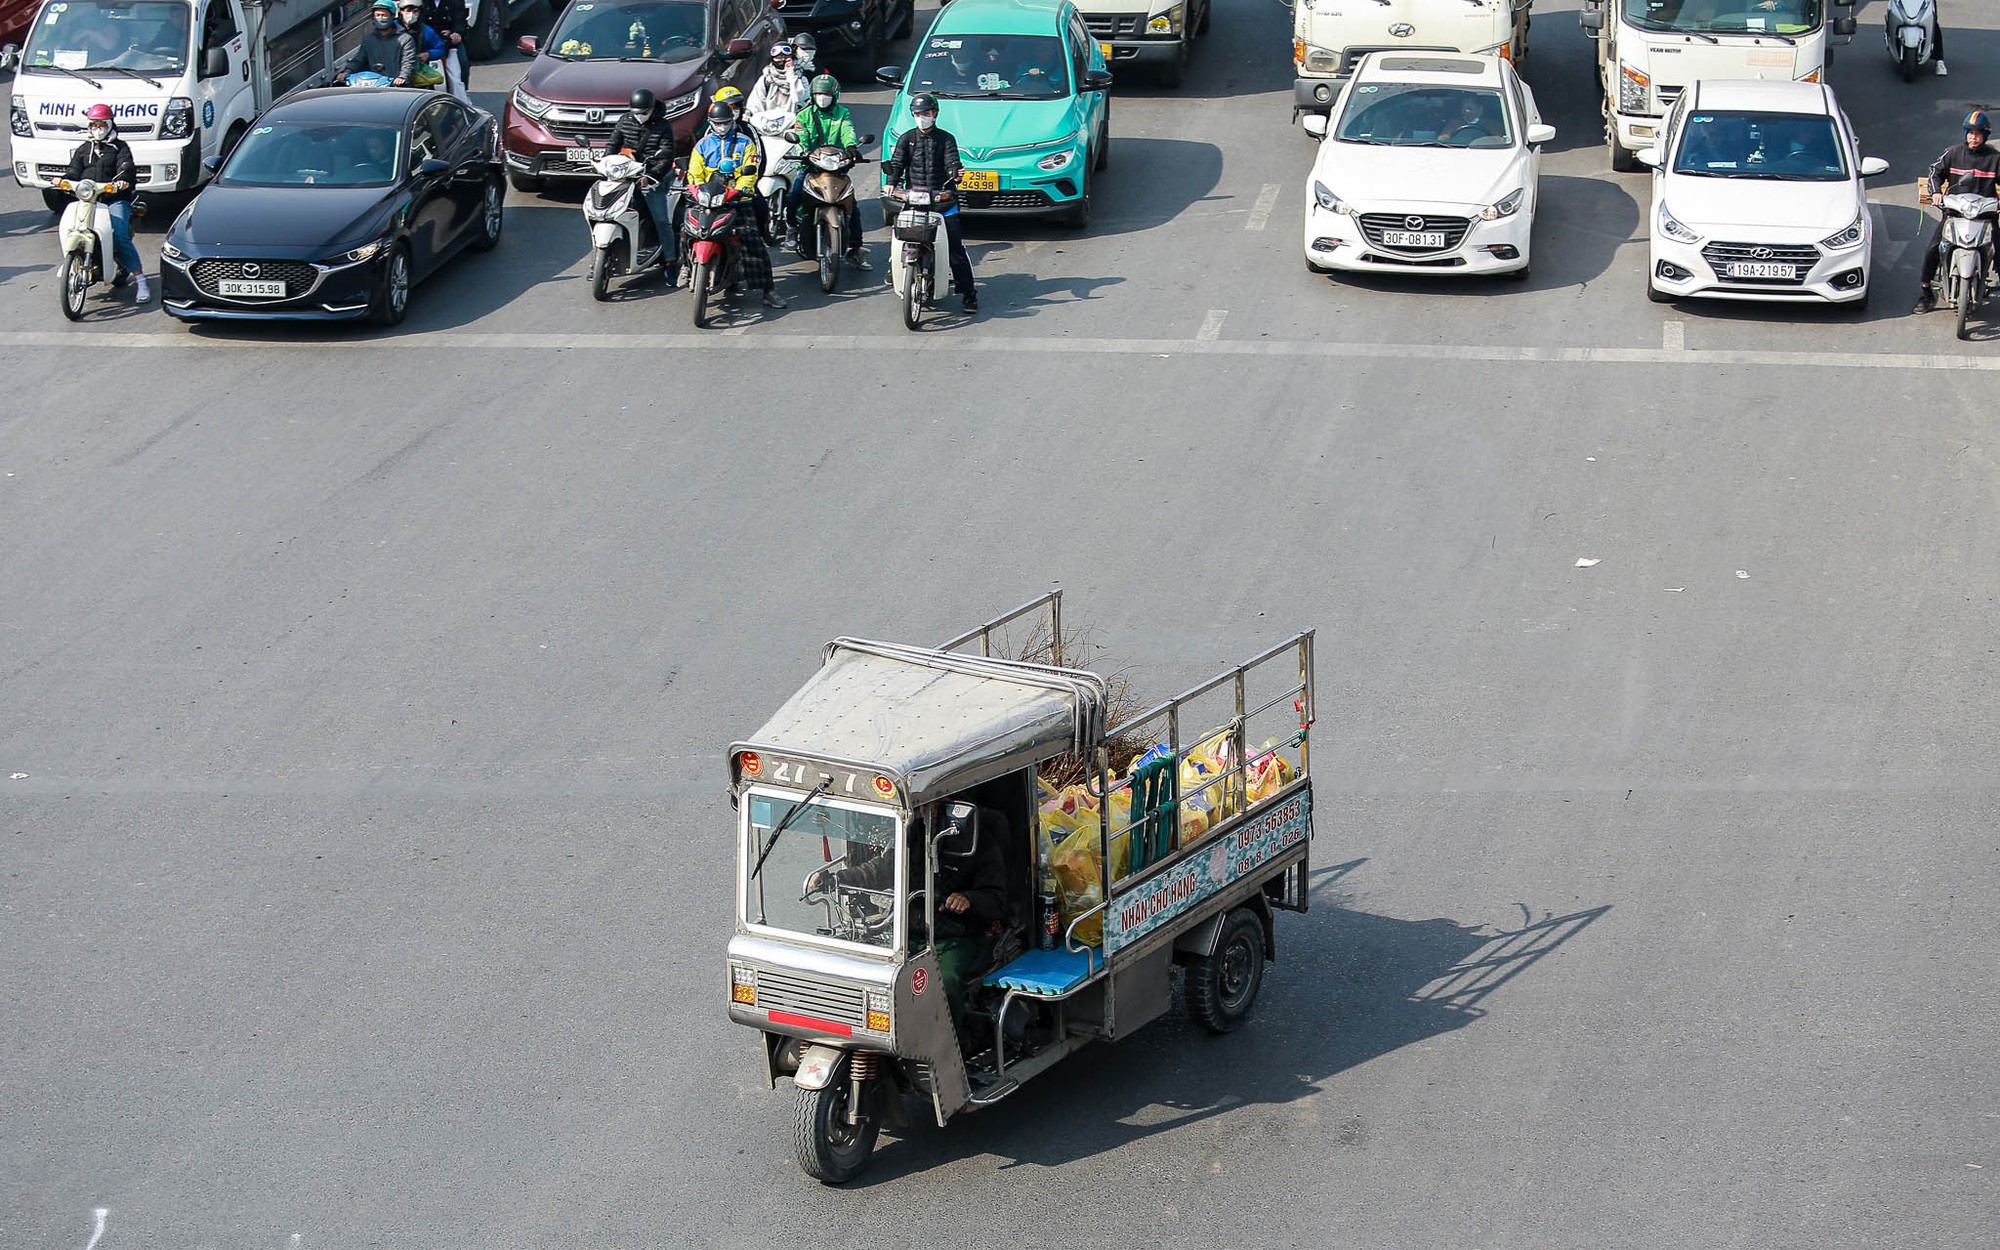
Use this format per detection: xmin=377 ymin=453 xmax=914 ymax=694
xmin=1965 ymin=109 xmax=1992 ymax=138
xmin=706 ymin=100 xmax=734 ymax=124
xmin=910 ymin=91 xmax=939 ymax=115
xmin=629 ymin=87 xmax=657 ymax=117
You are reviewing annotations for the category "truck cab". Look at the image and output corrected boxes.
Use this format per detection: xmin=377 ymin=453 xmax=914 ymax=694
xmin=1293 ymin=0 xmax=1530 ymax=118
xmin=1072 ymin=0 xmax=1211 ymax=88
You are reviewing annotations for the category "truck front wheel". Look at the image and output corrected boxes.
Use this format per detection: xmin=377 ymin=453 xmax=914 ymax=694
xmin=793 ymin=1078 xmax=879 ymax=1184
xmin=1186 ymin=907 xmax=1265 ymax=1033
xmin=1606 ymin=115 xmax=1640 ymax=173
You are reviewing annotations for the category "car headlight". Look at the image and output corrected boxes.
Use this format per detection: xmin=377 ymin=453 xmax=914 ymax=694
xmin=659 ymin=88 xmax=701 ymax=118
xmin=1037 ymin=148 xmax=1075 ymax=171
xmin=328 ymin=238 xmax=390 ymax=265
xmin=1312 ymin=179 xmax=1352 ymax=215
xmin=1480 ymin=188 xmax=1526 ymax=221
xmin=1148 ymin=3 xmax=1183 ymax=34
xmin=511 ymin=86 xmax=553 ymax=119
xmin=1657 ymin=201 xmax=1700 ymax=244
xmin=160 ymin=239 xmax=187 ymax=261
xmin=1617 ymin=63 xmax=1649 ymax=114
xmin=1820 ymin=214 xmax=1865 ymax=250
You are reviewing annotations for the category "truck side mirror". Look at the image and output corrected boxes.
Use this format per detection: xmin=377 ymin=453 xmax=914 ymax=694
xmin=1579 ymin=9 xmax=1604 ymax=35
xmin=1832 ymin=15 xmax=1856 ymax=36
xmin=0 ymin=43 xmax=19 ymax=71
xmin=933 ymin=800 xmax=980 ymax=860
xmin=201 ymin=46 xmax=229 ymax=79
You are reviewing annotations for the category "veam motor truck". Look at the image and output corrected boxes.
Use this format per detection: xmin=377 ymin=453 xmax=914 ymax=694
xmin=1292 ymin=0 xmax=1530 ymax=120
xmin=5 ymin=0 xmax=373 ymax=209
xmin=1580 ymin=0 xmax=1857 ymax=172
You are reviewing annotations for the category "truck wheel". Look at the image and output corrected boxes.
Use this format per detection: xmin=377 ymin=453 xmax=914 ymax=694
xmin=1157 ymin=41 xmax=1187 ymax=88
xmin=1185 ymin=907 xmax=1264 ymax=1034
xmin=1195 ymin=0 xmax=1210 ymax=35
xmin=43 ymin=189 xmax=68 ymax=214
xmin=466 ymin=0 xmax=506 ymax=59
xmin=793 ymin=1079 xmax=878 ymax=1184
xmin=1606 ymin=115 xmax=1640 ymax=173
xmin=894 ymin=0 xmax=916 ymax=40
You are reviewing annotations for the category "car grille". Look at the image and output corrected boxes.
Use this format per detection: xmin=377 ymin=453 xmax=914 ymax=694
xmin=190 ymin=259 xmax=319 ymax=298
xmin=758 ymin=970 xmax=865 ymax=1027
xmin=1084 ymin=13 xmax=1144 ymax=38
xmin=538 ymin=155 xmax=600 ymax=177
xmin=1701 ymin=241 xmax=1820 ymax=286
xmin=958 ymin=189 xmax=1054 ymax=210
xmin=1358 ymin=213 xmax=1471 ymax=253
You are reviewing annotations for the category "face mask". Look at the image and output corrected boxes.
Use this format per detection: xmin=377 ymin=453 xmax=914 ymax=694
xmin=373 ymin=13 xmax=393 ymax=27
xmin=401 ymin=10 xmax=420 ymax=23
xmin=914 ymin=114 xmax=936 ymax=132
xmin=709 ymin=122 xmax=730 ymax=138
xmin=89 ymin=124 xmax=110 ymax=141
xmin=813 ymin=94 xmax=834 ymax=110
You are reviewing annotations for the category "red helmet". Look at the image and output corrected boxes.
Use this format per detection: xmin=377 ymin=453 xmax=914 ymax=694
xmin=85 ymin=103 xmax=115 ymax=123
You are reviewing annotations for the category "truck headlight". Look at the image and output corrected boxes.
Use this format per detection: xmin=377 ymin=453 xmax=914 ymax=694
xmin=161 ymin=96 xmax=194 ymax=140
xmin=730 ymin=965 xmax=757 ymax=1005
xmin=1294 ymin=41 xmax=1340 ymax=74
xmin=511 ymin=86 xmax=553 ymax=119
xmin=1617 ymin=63 xmax=1649 ymax=114
xmin=1657 ymin=201 xmax=1701 ymax=244
xmin=1480 ymin=188 xmax=1525 ymax=220
xmin=1148 ymin=4 xmax=1183 ymax=34
xmin=1312 ymin=179 xmax=1352 ymax=215
xmin=1819 ymin=214 xmax=1864 ymax=250
xmin=10 ymin=95 xmax=29 ymax=139
xmin=864 ymin=990 xmax=891 ymax=1032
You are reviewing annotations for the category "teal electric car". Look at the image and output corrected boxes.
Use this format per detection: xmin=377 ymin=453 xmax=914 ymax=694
xmin=876 ymin=0 xmax=1112 ymax=227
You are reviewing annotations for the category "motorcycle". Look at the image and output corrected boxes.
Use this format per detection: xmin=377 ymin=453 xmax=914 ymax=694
xmin=681 ymin=173 xmax=750 ymax=329
xmin=340 ymin=70 xmax=395 ymax=88
xmin=583 ymin=153 xmax=675 ymax=301
xmin=1934 ymin=191 xmax=1998 ymax=341
xmin=1884 ymin=0 xmax=1942 ymax=83
xmin=753 ymin=116 xmax=803 ymax=247
xmin=887 ymin=186 xmax=951 ymax=331
xmin=793 ymin=142 xmax=870 ymax=294
xmin=54 ymin=178 xmax=136 ymax=321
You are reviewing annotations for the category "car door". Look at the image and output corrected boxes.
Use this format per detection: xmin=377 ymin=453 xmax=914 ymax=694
xmin=428 ymin=99 xmax=483 ymax=244
xmin=404 ymin=101 xmax=456 ymax=274
xmin=1064 ymin=11 xmax=1102 ymax=151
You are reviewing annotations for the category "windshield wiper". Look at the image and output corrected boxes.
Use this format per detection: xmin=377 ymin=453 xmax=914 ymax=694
xmin=749 ymin=778 xmax=831 ymax=882
xmin=97 ymin=65 xmax=172 ymax=88
xmin=31 ymin=61 xmax=103 ymax=88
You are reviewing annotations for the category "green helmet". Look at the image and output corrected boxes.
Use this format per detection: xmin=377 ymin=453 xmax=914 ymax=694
xmin=810 ymin=74 xmax=839 ymax=104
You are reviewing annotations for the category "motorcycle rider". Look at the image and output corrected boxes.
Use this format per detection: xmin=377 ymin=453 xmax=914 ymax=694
xmin=1914 ymin=109 xmax=1999 ymax=313
xmin=63 ymin=102 xmax=146 ymax=302
xmin=335 ymin=0 xmax=416 ymax=85
xmin=419 ymin=0 xmax=471 ymax=99
xmin=745 ymin=40 xmax=809 ymax=133
xmin=397 ymin=1 xmax=448 ymax=89
xmin=686 ymin=100 xmax=785 ymax=308
xmin=883 ymin=92 xmax=976 ymax=311
xmin=786 ymin=74 xmax=869 ymax=269
xmin=1885 ymin=0 xmax=1947 ymax=77
xmin=790 ymin=32 xmax=818 ymax=77
xmin=607 ymin=87 xmax=681 ymax=279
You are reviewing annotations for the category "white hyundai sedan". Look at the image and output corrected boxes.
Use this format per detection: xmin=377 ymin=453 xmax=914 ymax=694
xmin=1301 ymin=52 xmax=1553 ymax=281
xmin=1640 ymin=79 xmax=1889 ymax=308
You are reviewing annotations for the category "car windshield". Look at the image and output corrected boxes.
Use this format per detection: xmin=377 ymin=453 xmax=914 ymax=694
xmin=743 ymin=791 xmax=902 ymax=952
xmin=544 ymin=0 xmax=709 ymax=61
xmin=220 ymin=121 xmax=404 ymax=187
xmin=909 ymin=34 xmax=1070 ymax=100
xmin=1621 ymin=0 xmax=1822 ymax=37
xmin=21 ymin=0 xmax=190 ymax=75
xmin=1336 ymin=84 xmax=1514 ymax=148
xmin=1673 ymin=110 xmax=1847 ymax=180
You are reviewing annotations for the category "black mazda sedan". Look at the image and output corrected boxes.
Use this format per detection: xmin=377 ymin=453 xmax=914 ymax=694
xmin=161 ymin=88 xmax=505 ymax=326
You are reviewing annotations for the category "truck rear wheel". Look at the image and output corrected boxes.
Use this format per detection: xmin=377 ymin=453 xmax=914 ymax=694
xmin=466 ymin=0 xmax=506 ymax=59
xmin=793 ymin=1079 xmax=878 ymax=1184
xmin=1186 ymin=907 xmax=1264 ymax=1033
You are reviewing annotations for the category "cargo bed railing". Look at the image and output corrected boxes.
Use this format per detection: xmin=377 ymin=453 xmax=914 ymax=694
xmin=938 ymin=584 xmax=1065 ymax=665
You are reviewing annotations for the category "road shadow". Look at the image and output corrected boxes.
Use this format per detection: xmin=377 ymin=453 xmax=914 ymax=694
xmin=849 ymin=861 xmax=1611 ymax=1184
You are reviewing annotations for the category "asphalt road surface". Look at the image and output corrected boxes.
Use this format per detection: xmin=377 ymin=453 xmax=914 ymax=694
xmin=3 ymin=3 xmax=1996 ymax=1247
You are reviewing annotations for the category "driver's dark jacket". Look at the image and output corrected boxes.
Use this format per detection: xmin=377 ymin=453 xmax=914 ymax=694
xmin=608 ymin=112 xmax=678 ymax=179
xmin=840 ymin=824 xmax=1006 ymax=942
xmin=342 ymin=27 xmax=418 ymax=81
xmin=64 ymin=136 xmax=137 ymax=203
xmin=884 ymin=126 xmax=963 ymax=193
xmin=1927 ymin=142 xmax=2000 ymax=199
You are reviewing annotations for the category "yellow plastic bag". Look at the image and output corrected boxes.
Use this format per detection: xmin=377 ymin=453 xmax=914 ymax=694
xmin=1245 ymin=740 xmax=1299 ymax=805
xmin=1050 ymin=822 xmax=1106 ymax=947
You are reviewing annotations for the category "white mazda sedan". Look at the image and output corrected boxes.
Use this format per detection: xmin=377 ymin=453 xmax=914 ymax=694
xmin=1301 ymin=52 xmax=1553 ymax=281
xmin=1640 ymin=79 xmax=1888 ymax=308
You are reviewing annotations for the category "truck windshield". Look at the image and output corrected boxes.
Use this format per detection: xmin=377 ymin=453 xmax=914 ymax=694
xmin=743 ymin=791 xmax=901 ymax=952
xmin=909 ymin=35 xmax=1070 ymax=100
xmin=1621 ymin=0 xmax=1821 ymax=37
xmin=1337 ymin=84 xmax=1514 ymax=148
xmin=22 ymin=1 xmax=191 ymax=75
xmin=1672 ymin=110 xmax=1847 ymax=180
xmin=543 ymin=0 xmax=709 ymax=62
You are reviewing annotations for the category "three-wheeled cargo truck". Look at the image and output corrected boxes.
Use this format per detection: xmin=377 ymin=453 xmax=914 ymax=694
xmin=725 ymin=590 xmax=1317 ymax=1183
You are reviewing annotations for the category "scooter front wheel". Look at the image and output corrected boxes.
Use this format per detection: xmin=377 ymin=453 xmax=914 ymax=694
xmin=1956 ymin=274 xmax=1976 ymax=341
xmin=1900 ymin=42 xmax=1919 ymax=83
xmin=818 ymin=213 xmax=840 ymax=293
xmin=792 ymin=1078 xmax=878 ymax=1185
xmin=902 ymin=255 xmax=925 ymax=331
xmin=689 ymin=258 xmax=711 ymax=328
xmin=59 ymin=252 xmax=88 ymax=321
xmin=590 ymin=246 xmax=613 ymax=302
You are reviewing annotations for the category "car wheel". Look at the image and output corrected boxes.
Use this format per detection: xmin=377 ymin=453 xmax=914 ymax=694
xmin=465 ymin=0 xmax=506 ymax=59
xmin=1061 ymin=171 xmax=1090 ymax=229
xmin=507 ymin=170 xmax=542 ymax=194
xmin=1504 ymin=261 xmax=1530 ymax=283
xmin=1645 ymin=272 xmax=1675 ymax=304
xmin=1094 ymin=120 xmax=1109 ymax=172
xmin=470 ymin=175 xmax=504 ymax=252
xmin=372 ymin=242 xmax=413 ymax=326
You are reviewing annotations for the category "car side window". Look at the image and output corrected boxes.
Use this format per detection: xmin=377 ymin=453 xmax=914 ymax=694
xmin=431 ymin=101 xmax=469 ymax=155
xmin=718 ymin=0 xmax=755 ymax=40
xmin=202 ymin=1 xmax=238 ymax=49
xmin=410 ymin=103 xmax=450 ymax=166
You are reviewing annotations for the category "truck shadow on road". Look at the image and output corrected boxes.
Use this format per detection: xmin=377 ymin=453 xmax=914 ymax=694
xmin=851 ymin=861 xmax=1611 ymax=1183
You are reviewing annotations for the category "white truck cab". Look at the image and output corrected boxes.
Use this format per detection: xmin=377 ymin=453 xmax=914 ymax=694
xmin=1292 ymin=0 xmax=1530 ymax=117
xmin=1072 ymin=0 xmax=1211 ymax=88
xmin=5 ymin=0 xmax=358 ymax=209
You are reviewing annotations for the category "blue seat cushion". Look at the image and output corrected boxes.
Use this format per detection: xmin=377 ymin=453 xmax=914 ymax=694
xmin=982 ymin=946 xmax=1098 ymax=996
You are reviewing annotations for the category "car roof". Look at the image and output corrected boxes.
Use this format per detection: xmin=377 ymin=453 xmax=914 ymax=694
xmin=1354 ymin=52 xmax=1503 ymax=86
xmin=924 ymin=0 xmax=1072 ymax=36
xmin=1687 ymin=78 xmax=1832 ymax=113
xmin=263 ymin=87 xmax=438 ymax=125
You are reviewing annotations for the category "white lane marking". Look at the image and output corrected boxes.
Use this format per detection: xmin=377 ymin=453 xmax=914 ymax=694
xmin=1245 ymin=183 xmax=1282 ymax=231
xmin=1197 ymin=309 xmax=1228 ymax=341
xmin=1662 ymin=320 xmax=1685 ymax=351
xmin=13 ymin=330 xmax=2000 ymax=371
xmin=82 ymin=1208 xmax=109 ymax=1250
